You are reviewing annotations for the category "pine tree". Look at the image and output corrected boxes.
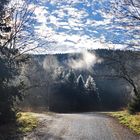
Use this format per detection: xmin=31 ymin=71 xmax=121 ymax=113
xmin=77 ymin=74 xmax=85 ymax=90
xmin=85 ymin=75 xmax=100 ymax=110
xmin=85 ymin=75 xmax=96 ymax=93
xmin=65 ymin=69 xmax=76 ymax=85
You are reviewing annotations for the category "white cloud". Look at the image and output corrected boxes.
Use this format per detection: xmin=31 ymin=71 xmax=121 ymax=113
xmin=68 ymin=50 xmax=102 ymax=70
xmin=14 ymin=0 xmax=138 ymax=53
xmin=49 ymin=15 xmax=58 ymax=24
xmin=34 ymin=6 xmax=47 ymax=24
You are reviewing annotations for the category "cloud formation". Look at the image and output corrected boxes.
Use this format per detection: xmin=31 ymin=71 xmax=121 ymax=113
xmin=68 ymin=50 xmax=102 ymax=70
xmin=11 ymin=0 xmax=140 ymax=53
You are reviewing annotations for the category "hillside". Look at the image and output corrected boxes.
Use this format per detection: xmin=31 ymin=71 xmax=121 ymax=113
xmin=20 ymin=49 xmax=140 ymax=112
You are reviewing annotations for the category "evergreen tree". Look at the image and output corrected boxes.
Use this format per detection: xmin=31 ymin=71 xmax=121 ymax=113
xmin=77 ymin=74 xmax=85 ymax=90
xmin=85 ymin=75 xmax=100 ymax=110
xmin=65 ymin=69 xmax=76 ymax=85
xmin=0 ymin=0 xmax=27 ymax=124
xmin=54 ymin=67 xmax=65 ymax=81
xmin=85 ymin=75 xmax=96 ymax=93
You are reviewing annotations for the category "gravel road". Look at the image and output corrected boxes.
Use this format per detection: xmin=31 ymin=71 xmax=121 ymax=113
xmin=24 ymin=112 xmax=140 ymax=140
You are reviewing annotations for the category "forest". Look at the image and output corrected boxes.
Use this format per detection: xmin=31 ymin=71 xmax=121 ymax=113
xmin=0 ymin=0 xmax=140 ymax=139
xmin=20 ymin=49 xmax=140 ymax=112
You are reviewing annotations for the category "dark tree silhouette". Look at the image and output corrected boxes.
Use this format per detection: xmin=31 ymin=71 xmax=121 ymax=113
xmin=0 ymin=0 xmax=41 ymax=123
xmin=100 ymin=50 xmax=140 ymax=113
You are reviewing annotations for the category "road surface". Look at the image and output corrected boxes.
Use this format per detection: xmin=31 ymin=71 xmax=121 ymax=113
xmin=24 ymin=112 xmax=140 ymax=140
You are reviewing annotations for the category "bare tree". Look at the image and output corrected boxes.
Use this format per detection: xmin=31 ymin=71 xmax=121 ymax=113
xmin=0 ymin=0 xmax=50 ymax=63
xmin=96 ymin=49 xmax=140 ymax=113
xmin=91 ymin=0 xmax=140 ymax=112
xmin=110 ymin=0 xmax=140 ymax=49
xmin=112 ymin=0 xmax=140 ymax=20
xmin=0 ymin=0 xmax=48 ymax=122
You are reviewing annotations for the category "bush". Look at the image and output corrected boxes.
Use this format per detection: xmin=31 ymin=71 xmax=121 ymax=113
xmin=0 ymin=81 xmax=24 ymax=124
xmin=128 ymin=94 xmax=140 ymax=114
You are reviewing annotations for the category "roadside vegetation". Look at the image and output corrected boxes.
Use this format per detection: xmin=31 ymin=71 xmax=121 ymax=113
xmin=0 ymin=112 xmax=38 ymax=139
xmin=16 ymin=112 xmax=38 ymax=133
xmin=109 ymin=111 xmax=140 ymax=134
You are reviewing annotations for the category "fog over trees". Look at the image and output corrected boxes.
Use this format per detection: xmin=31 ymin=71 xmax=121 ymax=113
xmin=19 ymin=49 xmax=140 ymax=113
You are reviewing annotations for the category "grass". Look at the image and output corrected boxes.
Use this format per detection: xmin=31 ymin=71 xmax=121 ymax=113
xmin=109 ymin=111 xmax=140 ymax=134
xmin=16 ymin=112 xmax=38 ymax=133
xmin=0 ymin=112 xmax=38 ymax=139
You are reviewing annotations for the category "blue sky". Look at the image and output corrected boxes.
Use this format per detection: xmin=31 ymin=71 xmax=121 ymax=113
xmin=13 ymin=0 xmax=140 ymax=53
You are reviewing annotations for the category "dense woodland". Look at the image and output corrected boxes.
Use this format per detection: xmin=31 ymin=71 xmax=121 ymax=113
xmin=20 ymin=49 xmax=140 ymax=112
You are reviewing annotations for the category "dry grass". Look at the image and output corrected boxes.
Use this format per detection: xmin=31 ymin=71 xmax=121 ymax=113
xmin=16 ymin=112 xmax=38 ymax=133
xmin=0 ymin=112 xmax=38 ymax=139
xmin=109 ymin=111 xmax=140 ymax=134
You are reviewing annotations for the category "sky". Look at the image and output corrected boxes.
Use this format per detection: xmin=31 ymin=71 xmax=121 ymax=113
xmin=11 ymin=0 xmax=140 ymax=54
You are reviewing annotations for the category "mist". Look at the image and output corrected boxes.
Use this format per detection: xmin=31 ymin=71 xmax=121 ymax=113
xmin=19 ymin=50 xmax=136 ymax=112
xmin=68 ymin=50 xmax=102 ymax=71
xmin=43 ymin=55 xmax=60 ymax=72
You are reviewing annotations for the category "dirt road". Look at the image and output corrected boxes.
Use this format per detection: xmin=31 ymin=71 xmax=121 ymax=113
xmin=24 ymin=112 xmax=140 ymax=140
